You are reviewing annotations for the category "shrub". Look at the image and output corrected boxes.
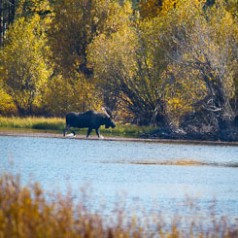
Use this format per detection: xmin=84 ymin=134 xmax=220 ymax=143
xmin=0 ymin=88 xmax=18 ymax=116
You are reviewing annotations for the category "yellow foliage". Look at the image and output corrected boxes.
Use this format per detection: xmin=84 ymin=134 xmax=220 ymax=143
xmin=1 ymin=0 xmax=238 ymax=122
xmin=139 ymin=0 xmax=206 ymax=19
xmin=102 ymin=1 xmax=133 ymax=35
xmin=162 ymin=0 xmax=178 ymax=13
xmin=1 ymin=14 xmax=51 ymax=114
xmin=161 ymin=0 xmax=206 ymax=18
xmin=0 ymin=88 xmax=18 ymax=115
xmin=139 ymin=0 xmax=162 ymax=19
xmin=194 ymin=0 xmax=206 ymax=7
xmin=44 ymin=75 xmax=101 ymax=116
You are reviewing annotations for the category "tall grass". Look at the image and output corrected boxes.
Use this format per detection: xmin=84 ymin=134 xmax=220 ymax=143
xmin=0 ymin=116 xmax=65 ymax=130
xmin=0 ymin=173 xmax=237 ymax=238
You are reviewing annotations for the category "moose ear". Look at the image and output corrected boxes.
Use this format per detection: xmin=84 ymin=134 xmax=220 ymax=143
xmin=101 ymin=106 xmax=113 ymax=118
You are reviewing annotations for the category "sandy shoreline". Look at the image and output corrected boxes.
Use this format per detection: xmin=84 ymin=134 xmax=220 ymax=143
xmin=1 ymin=130 xmax=238 ymax=146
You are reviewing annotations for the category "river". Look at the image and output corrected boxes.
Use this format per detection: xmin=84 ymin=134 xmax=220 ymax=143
xmin=1 ymin=135 xmax=238 ymax=219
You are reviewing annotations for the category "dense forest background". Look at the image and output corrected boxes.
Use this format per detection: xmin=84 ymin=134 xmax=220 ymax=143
xmin=1 ymin=0 xmax=238 ymax=137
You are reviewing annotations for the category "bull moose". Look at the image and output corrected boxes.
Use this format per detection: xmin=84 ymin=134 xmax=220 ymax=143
xmin=63 ymin=110 xmax=116 ymax=138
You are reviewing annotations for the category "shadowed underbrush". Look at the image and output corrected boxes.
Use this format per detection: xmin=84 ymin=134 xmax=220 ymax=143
xmin=0 ymin=173 xmax=238 ymax=238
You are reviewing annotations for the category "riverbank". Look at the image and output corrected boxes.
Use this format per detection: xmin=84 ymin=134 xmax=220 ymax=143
xmin=0 ymin=116 xmax=152 ymax=138
xmin=1 ymin=129 xmax=238 ymax=146
xmin=1 ymin=116 xmax=238 ymax=145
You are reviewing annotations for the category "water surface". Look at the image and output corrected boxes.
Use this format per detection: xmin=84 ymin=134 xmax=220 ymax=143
xmin=1 ymin=135 xmax=238 ymax=217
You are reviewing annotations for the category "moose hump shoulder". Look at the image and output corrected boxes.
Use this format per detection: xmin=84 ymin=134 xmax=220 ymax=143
xmin=63 ymin=110 xmax=116 ymax=138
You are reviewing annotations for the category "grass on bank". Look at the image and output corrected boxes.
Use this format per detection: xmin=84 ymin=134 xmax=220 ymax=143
xmin=0 ymin=173 xmax=238 ymax=238
xmin=0 ymin=116 xmax=154 ymax=137
xmin=0 ymin=116 xmax=64 ymax=130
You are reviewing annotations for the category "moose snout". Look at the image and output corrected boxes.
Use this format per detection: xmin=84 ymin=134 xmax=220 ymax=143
xmin=105 ymin=121 xmax=116 ymax=129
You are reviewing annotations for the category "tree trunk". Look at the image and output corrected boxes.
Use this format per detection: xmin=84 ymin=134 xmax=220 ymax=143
xmin=0 ymin=0 xmax=16 ymax=47
xmin=0 ymin=0 xmax=4 ymax=47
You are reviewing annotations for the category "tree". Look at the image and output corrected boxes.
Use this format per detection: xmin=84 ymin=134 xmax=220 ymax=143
xmin=48 ymin=0 xmax=138 ymax=114
xmin=139 ymin=0 xmax=163 ymax=19
xmin=0 ymin=0 xmax=16 ymax=47
xmin=157 ymin=0 xmax=238 ymax=132
xmin=1 ymin=15 xmax=51 ymax=115
xmin=0 ymin=86 xmax=17 ymax=115
xmin=16 ymin=0 xmax=51 ymax=18
xmin=43 ymin=75 xmax=99 ymax=116
xmin=48 ymin=0 xmax=116 ymax=78
xmin=88 ymin=1 xmax=168 ymax=125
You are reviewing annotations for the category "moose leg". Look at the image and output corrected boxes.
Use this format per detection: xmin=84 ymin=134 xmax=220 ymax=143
xmin=87 ymin=128 xmax=92 ymax=137
xmin=96 ymin=128 xmax=104 ymax=139
xmin=63 ymin=125 xmax=69 ymax=136
xmin=64 ymin=125 xmax=75 ymax=136
xmin=71 ymin=129 xmax=76 ymax=136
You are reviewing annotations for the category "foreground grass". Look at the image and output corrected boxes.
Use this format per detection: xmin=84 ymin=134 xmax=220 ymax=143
xmin=0 ymin=173 xmax=238 ymax=238
xmin=0 ymin=116 xmax=153 ymax=137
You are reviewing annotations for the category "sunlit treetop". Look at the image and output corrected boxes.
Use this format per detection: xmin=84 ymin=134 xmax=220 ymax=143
xmin=138 ymin=0 xmax=214 ymax=19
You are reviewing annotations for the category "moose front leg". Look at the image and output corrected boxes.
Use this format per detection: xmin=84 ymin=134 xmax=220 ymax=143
xmin=96 ymin=128 xmax=104 ymax=139
xmin=63 ymin=125 xmax=75 ymax=136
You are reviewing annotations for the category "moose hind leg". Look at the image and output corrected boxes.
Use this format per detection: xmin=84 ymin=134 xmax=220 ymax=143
xmin=71 ymin=129 xmax=76 ymax=136
xmin=63 ymin=125 xmax=69 ymax=136
xmin=87 ymin=128 xmax=92 ymax=137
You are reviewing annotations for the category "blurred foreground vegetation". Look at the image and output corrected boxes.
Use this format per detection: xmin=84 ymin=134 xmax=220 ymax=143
xmin=0 ymin=173 xmax=238 ymax=238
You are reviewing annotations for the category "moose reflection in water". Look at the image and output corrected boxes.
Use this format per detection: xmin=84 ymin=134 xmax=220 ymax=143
xmin=63 ymin=110 xmax=116 ymax=138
